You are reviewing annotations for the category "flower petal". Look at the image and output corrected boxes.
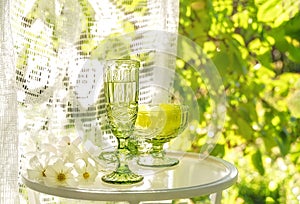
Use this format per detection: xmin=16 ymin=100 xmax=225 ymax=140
xmin=29 ymin=156 xmax=43 ymax=169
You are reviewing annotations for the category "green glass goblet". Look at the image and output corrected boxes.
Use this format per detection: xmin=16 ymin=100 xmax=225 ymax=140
xmin=136 ymin=103 xmax=189 ymax=167
xmin=102 ymin=59 xmax=143 ymax=184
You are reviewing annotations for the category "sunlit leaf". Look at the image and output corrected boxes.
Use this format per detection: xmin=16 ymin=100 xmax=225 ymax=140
xmin=283 ymin=12 xmax=300 ymax=41
xmin=275 ymin=130 xmax=291 ymax=157
xmin=257 ymin=0 xmax=282 ymax=24
xmin=210 ymin=144 xmax=225 ymax=157
xmin=287 ymin=90 xmax=300 ymax=118
xmin=252 ymin=150 xmax=265 ymax=175
xmin=212 ymin=51 xmax=230 ymax=76
xmin=236 ymin=117 xmax=253 ymax=140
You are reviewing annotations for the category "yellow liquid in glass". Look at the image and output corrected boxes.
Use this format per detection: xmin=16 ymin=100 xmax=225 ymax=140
xmin=136 ymin=104 xmax=182 ymax=142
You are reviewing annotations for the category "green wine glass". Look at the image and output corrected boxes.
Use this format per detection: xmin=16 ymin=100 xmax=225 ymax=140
xmin=136 ymin=103 xmax=189 ymax=167
xmin=102 ymin=59 xmax=143 ymax=184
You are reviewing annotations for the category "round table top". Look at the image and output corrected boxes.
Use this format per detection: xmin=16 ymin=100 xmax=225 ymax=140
xmin=22 ymin=152 xmax=238 ymax=203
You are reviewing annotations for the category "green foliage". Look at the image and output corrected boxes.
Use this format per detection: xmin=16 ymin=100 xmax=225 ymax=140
xmin=178 ymin=0 xmax=300 ymax=203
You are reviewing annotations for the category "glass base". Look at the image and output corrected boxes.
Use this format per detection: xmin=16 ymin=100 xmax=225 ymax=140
xmin=137 ymin=155 xmax=179 ymax=168
xmin=101 ymin=166 xmax=144 ymax=184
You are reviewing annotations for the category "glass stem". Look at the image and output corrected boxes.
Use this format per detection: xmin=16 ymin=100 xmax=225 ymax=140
xmin=150 ymin=143 xmax=165 ymax=158
xmin=116 ymin=137 xmax=131 ymax=172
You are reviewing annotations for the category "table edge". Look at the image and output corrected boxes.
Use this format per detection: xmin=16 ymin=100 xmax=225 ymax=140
xmin=22 ymin=152 xmax=238 ymax=202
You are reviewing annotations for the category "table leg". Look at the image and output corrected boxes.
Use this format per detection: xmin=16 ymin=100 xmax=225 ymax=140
xmin=27 ymin=188 xmax=41 ymax=204
xmin=210 ymin=191 xmax=222 ymax=204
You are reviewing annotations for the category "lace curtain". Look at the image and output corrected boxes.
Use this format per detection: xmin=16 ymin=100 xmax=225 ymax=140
xmin=1 ymin=0 xmax=179 ymax=203
xmin=0 ymin=0 xmax=19 ymax=203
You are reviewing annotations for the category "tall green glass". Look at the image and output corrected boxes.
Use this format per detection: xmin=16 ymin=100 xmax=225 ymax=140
xmin=102 ymin=59 xmax=143 ymax=184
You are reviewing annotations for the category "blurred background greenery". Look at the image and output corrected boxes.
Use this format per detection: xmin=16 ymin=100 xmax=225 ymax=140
xmin=177 ymin=0 xmax=300 ymax=203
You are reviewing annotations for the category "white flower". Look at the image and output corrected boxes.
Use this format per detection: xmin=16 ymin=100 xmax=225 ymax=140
xmin=74 ymin=158 xmax=98 ymax=185
xmin=27 ymin=155 xmax=48 ymax=182
xmin=57 ymin=136 xmax=82 ymax=162
xmin=44 ymin=159 xmax=76 ymax=187
xmin=20 ymin=129 xmax=58 ymax=158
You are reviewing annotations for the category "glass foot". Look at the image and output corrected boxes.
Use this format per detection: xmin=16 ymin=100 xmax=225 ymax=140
xmin=137 ymin=155 xmax=179 ymax=167
xmin=101 ymin=166 xmax=143 ymax=184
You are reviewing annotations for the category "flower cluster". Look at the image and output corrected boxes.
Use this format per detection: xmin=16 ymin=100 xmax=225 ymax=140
xmin=25 ymin=136 xmax=101 ymax=187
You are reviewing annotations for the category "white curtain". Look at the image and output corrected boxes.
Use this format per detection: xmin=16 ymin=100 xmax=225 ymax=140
xmin=0 ymin=0 xmax=19 ymax=203
xmin=0 ymin=0 xmax=179 ymax=203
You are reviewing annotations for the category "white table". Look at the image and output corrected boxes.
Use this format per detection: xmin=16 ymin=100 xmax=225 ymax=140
xmin=22 ymin=152 xmax=238 ymax=204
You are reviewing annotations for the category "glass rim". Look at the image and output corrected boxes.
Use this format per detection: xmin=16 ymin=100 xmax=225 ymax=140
xmin=105 ymin=58 xmax=140 ymax=67
xmin=138 ymin=104 xmax=189 ymax=111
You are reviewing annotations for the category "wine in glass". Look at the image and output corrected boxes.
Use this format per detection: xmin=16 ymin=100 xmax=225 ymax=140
xmin=133 ymin=104 xmax=166 ymax=155
xmin=135 ymin=103 xmax=189 ymax=167
xmin=102 ymin=59 xmax=143 ymax=184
